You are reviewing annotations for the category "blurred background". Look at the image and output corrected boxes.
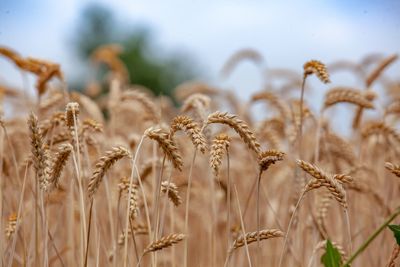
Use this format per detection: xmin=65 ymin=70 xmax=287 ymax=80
xmin=0 ymin=0 xmax=399 ymax=102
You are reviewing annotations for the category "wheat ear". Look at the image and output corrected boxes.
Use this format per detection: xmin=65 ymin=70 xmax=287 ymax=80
xmin=206 ymin=111 xmax=260 ymax=154
xmin=229 ymin=229 xmax=284 ymax=252
xmin=170 ymin=115 xmax=207 ymax=153
xmin=323 ymin=87 xmax=375 ymax=110
xmin=137 ymin=234 xmax=185 ymax=266
xmin=385 ymin=162 xmax=400 ymax=178
xmin=49 ymin=143 xmax=73 ymax=189
xmin=210 ymin=133 xmax=230 ymax=178
xmin=161 ymin=181 xmax=182 ymax=206
xmin=145 ymin=127 xmax=183 ymax=171
xmin=88 ymin=146 xmax=131 ymax=199
xmin=28 ymin=112 xmax=50 ymax=191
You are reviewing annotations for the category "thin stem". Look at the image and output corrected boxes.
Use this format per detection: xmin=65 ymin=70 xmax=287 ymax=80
xmin=256 ymin=170 xmax=262 ymax=267
xmin=153 ymin=156 xmax=166 ymax=241
xmin=7 ymin=165 xmax=29 ymax=267
xmin=71 ymin=151 xmax=86 ymax=266
xmin=84 ymin=200 xmax=93 ymax=267
xmin=314 ymin=109 xmax=324 ymax=164
xmin=278 ymin=190 xmax=306 ymax=267
xmin=183 ymin=150 xmax=198 ymax=267
xmin=129 ymin=218 xmax=140 ymax=267
xmin=224 ymin=184 xmax=252 ymax=267
xmin=124 ymin=135 xmax=153 ymax=267
xmin=343 ymin=207 xmax=400 ymax=266
xmin=344 ymin=208 xmax=352 ymax=255
xmin=299 ymin=76 xmax=307 ymax=158
xmin=226 ymin=150 xmax=231 ymax=255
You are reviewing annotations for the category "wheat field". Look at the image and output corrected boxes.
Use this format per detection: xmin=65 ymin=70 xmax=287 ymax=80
xmin=0 ymin=46 xmax=399 ymax=267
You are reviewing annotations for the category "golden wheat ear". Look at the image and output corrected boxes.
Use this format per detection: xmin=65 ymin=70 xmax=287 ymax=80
xmin=88 ymin=146 xmax=131 ymax=200
xmin=170 ymin=115 xmax=207 ymax=153
xmin=161 ymin=181 xmax=182 ymax=206
xmin=143 ymin=233 xmax=185 ymax=254
xmin=206 ymin=111 xmax=260 ymax=154
xmin=28 ymin=112 xmax=51 ymax=191
xmin=303 ymin=60 xmax=330 ymax=83
xmin=229 ymin=229 xmax=284 ymax=252
xmin=144 ymin=127 xmax=183 ymax=171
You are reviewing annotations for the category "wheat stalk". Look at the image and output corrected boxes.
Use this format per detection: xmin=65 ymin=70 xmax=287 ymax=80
xmin=121 ymin=89 xmax=160 ymax=122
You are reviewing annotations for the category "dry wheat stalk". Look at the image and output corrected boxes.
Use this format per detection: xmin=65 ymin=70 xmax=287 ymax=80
xmin=49 ymin=143 xmax=72 ymax=189
xmin=170 ymin=115 xmax=207 ymax=153
xmin=143 ymin=233 xmax=185 ymax=254
xmin=0 ymin=47 xmax=63 ymax=95
xmin=303 ymin=60 xmax=330 ymax=83
xmin=258 ymin=150 xmax=285 ymax=172
xmin=181 ymin=93 xmax=211 ymax=118
xmin=90 ymin=44 xmax=128 ymax=82
xmin=229 ymin=229 xmax=284 ymax=252
xmin=385 ymin=162 xmax=400 ymax=178
xmin=28 ymin=112 xmax=51 ymax=190
xmin=385 ymin=100 xmax=400 ymax=116
xmin=175 ymin=82 xmax=218 ymax=101
xmin=88 ymin=146 xmax=131 ymax=199
xmin=210 ymin=133 xmax=230 ymax=178
xmin=366 ymin=54 xmax=398 ymax=87
xmin=121 ymin=89 xmax=160 ymax=122
xmin=161 ymin=181 xmax=182 ymax=206
xmin=258 ymin=129 xmax=281 ymax=150
xmin=221 ymin=48 xmax=264 ymax=78
xmin=323 ymin=87 xmax=375 ymax=109
xmin=144 ymin=127 xmax=183 ymax=171
xmin=47 ymin=132 xmax=70 ymax=146
xmin=321 ymin=131 xmax=357 ymax=165
xmin=117 ymin=225 xmax=148 ymax=246
xmin=361 ymin=121 xmax=400 ymax=144
xmin=256 ymin=118 xmax=286 ymax=137
xmin=297 ymin=160 xmax=348 ymax=208
xmin=39 ymin=92 xmax=64 ymax=112
xmin=206 ymin=111 xmax=260 ymax=154
xmin=39 ymin=111 xmax=66 ymax=137
xmin=251 ymin=91 xmax=290 ymax=119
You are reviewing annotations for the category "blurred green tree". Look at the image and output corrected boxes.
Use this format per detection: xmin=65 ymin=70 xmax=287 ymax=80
xmin=71 ymin=4 xmax=201 ymax=98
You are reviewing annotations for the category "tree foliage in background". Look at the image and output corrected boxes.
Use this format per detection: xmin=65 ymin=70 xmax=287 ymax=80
xmin=72 ymin=4 xmax=201 ymax=98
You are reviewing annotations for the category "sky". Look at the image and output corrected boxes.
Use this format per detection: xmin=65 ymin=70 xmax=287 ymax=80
xmin=0 ymin=0 xmax=400 ymax=106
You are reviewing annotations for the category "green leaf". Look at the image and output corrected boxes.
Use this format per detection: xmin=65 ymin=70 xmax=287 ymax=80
xmin=388 ymin=224 xmax=400 ymax=245
xmin=321 ymin=240 xmax=343 ymax=267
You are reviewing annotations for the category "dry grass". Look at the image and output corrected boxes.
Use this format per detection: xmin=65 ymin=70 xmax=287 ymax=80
xmin=0 ymin=46 xmax=399 ymax=267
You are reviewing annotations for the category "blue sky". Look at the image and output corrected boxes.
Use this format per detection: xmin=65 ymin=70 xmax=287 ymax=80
xmin=1 ymin=0 xmax=399 ymax=103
